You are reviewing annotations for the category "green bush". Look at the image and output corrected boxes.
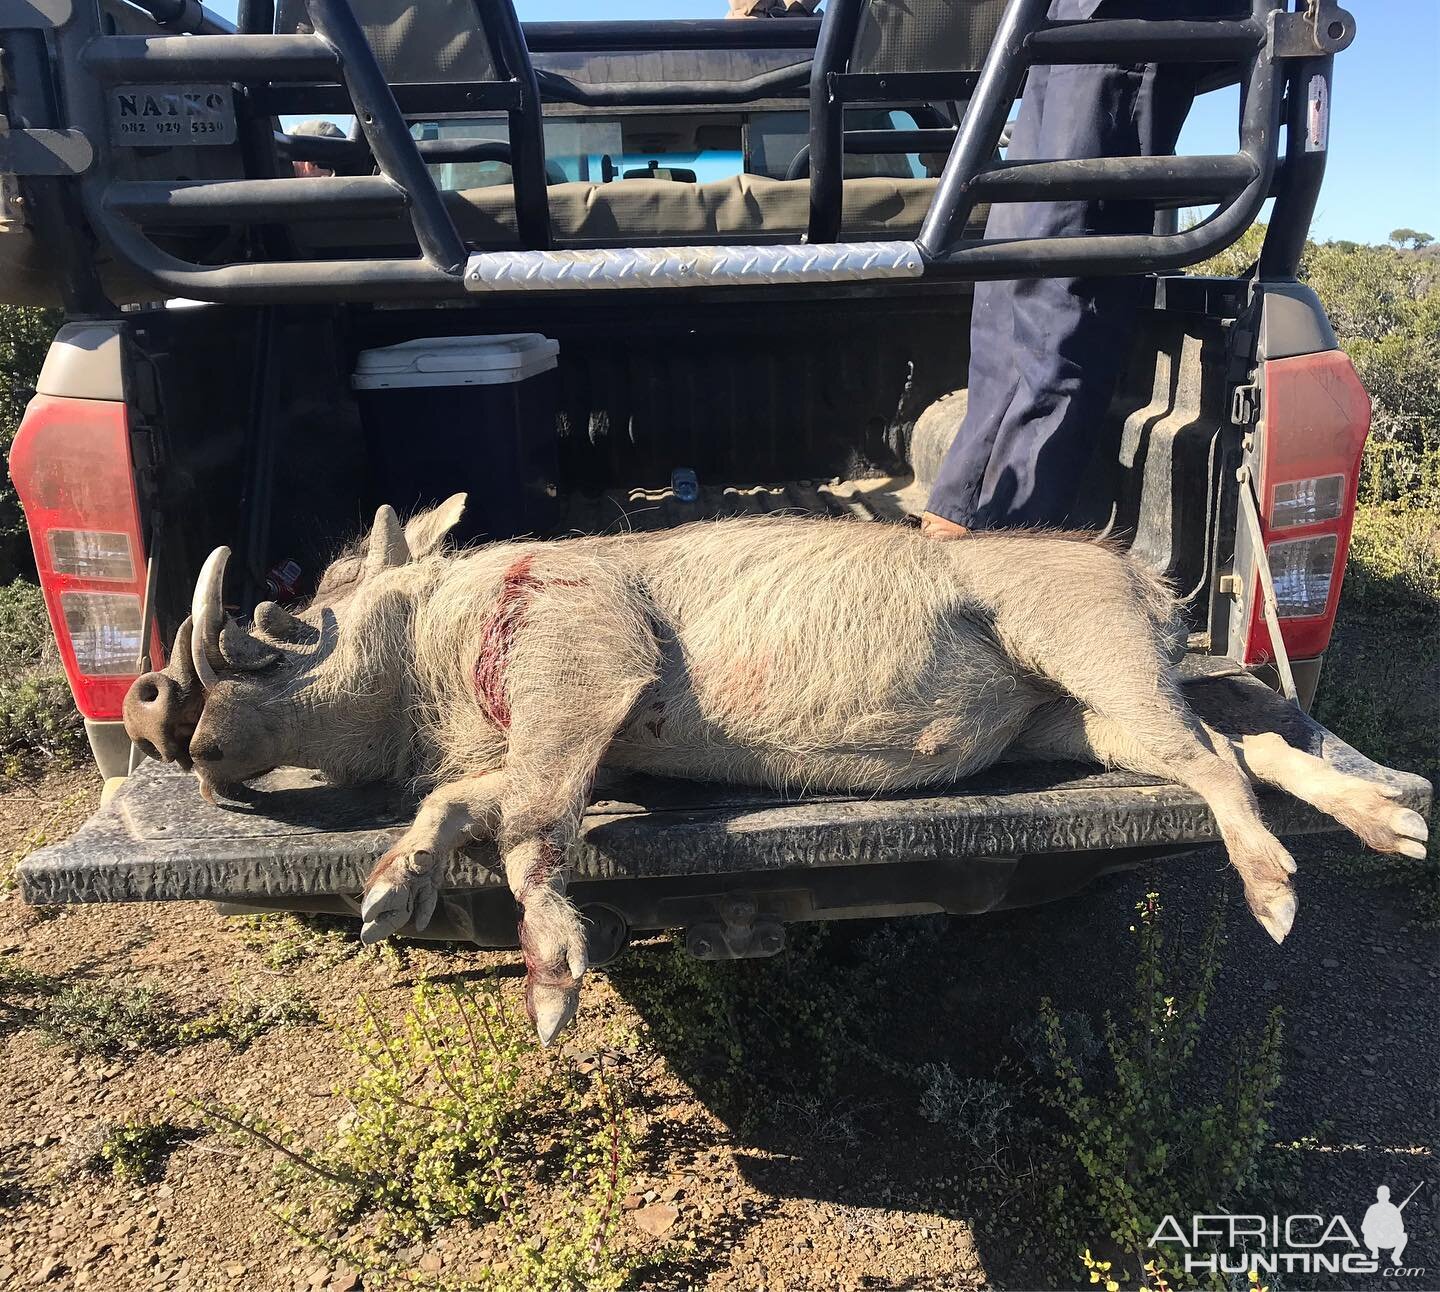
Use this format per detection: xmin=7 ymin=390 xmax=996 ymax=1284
xmin=1194 ymin=229 xmax=1440 ymax=508
xmin=94 ymin=1120 xmax=189 ymax=1183
xmin=0 ymin=303 xmax=61 ymax=583
xmin=39 ymin=981 xmax=181 ymax=1055
xmin=1039 ymin=893 xmax=1284 ymax=1286
xmin=203 ymin=979 xmax=641 ymax=1291
xmin=0 ymin=578 xmax=84 ymax=775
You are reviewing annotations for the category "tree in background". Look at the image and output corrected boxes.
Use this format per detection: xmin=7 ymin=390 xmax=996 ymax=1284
xmin=0 ymin=303 xmax=61 ymax=583
xmin=1388 ymin=227 xmax=1435 ymax=250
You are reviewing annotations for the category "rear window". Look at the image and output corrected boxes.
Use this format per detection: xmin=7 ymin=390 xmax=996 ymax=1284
xmin=416 ymin=108 xmax=935 ymax=192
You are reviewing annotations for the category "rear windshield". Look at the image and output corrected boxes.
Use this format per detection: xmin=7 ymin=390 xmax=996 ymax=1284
xmin=415 ymin=109 xmax=936 ymax=191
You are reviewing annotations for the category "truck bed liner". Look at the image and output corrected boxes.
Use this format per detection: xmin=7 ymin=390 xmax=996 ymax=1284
xmin=18 ymin=668 xmax=1431 ymax=910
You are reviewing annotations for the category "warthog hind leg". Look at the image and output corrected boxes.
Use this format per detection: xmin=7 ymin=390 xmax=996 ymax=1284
xmin=1227 ymin=730 xmax=1428 ymax=859
xmin=360 ymin=770 xmax=505 ymax=944
xmin=1015 ymin=700 xmax=1299 ymax=943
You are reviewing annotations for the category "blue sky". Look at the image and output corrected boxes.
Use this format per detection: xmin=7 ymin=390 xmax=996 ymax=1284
xmin=214 ymin=0 xmax=1438 ymax=244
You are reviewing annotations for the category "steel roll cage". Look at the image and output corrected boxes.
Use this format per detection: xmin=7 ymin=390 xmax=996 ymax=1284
xmin=23 ymin=0 xmax=1346 ymax=305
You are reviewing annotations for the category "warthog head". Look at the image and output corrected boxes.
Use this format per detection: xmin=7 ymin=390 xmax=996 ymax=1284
xmin=123 ymin=495 xmax=467 ymax=799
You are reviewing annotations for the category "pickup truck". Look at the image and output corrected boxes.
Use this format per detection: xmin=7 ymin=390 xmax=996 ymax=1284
xmin=6 ymin=0 xmax=1429 ymax=965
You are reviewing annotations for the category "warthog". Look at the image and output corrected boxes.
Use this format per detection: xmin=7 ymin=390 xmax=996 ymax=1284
xmin=124 ymin=497 xmax=1427 ymax=1041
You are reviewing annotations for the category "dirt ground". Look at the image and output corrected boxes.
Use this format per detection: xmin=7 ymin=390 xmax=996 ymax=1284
xmin=0 ymin=765 xmax=1435 ymax=1292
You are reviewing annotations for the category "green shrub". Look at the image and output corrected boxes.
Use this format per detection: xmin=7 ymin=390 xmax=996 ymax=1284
xmin=94 ymin=1120 xmax=188 ymax=1182
xmin=202 ymin=978 xmax=640 ymax=1291
xmin=1039 ymin=893 xmax=1283 ymax=1286
xmin=0 ymin=578 xmax=84 ymax=775
xmin=39 ymin=981 xmax=180 ymax=1055
xmin=177 ymin=985 xmax=318 ymax=1049
xmin=0 ymin=303 xmax=61 ymax=584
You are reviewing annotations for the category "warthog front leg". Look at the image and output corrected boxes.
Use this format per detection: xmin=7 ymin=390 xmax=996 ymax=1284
xmin=489 ymin=563 xmax=662 ymax=1044
xmin=360 ymin=770 xmax=505 ymax=944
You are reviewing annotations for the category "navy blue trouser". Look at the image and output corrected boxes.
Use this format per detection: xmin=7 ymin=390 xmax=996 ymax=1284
xmin=926 ymin=0 xmax=1237 ymax=530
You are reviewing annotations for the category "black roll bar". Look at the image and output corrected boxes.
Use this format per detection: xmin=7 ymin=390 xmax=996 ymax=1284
xmin=29 ymin=0 xmax=1346 ymax=303
xmin=302 ymin=0 xmax=464 ymax=272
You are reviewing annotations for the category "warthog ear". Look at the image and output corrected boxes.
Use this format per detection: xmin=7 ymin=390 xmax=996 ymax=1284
xmin=403 ymin=493 xmax=467 ymax=558
xmin=254 ymin=600 xmax=320 ymax=646
xmin=220 ymin=620 xmax=280 ymax=671
xmin=363 ymin=504 xmax=411 ymax=576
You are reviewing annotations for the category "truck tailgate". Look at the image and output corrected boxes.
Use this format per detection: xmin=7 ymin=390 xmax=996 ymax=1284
xmin=18 ymin=670 xmax=1431 ymax=940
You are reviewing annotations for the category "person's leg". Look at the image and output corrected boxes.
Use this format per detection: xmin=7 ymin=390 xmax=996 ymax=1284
xmin=923 ymin=63 xmax=1052 ymax=535
xmin=925 ymin=1 xmax=1217 ymax=532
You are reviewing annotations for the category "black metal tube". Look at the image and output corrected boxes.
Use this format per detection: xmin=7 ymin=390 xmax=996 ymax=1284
xmin=278 ymin=131 xmax=513 ymax=167
xmin=303 ymin=0 xmax=466 ymax=274
xmin=522 ymin=18 xmax=821 ymax=53
xmin=1259 ymin=55 xmax=1331 ymax=279
xmin=916 ymin=0 xmax=1053 ymax=257
xmin=534 ymin=62 xmax=810 ymax=108
xmin=236 ymin=0 xmax=274 ymax=35
xmin=102 ymin=216 xmax=464 ymax=301
xmin=971 ymin=153 xmax=1259 ymax=202
xmin=787 ymin=128 xmax=957 ymax=180
xmin=1027 ymin=18 xmax=1264 ymax=64
xmin=478 ymin=0 xmax=552 ymax=251
xmin=255 ymin=81 xmax=523 ymax=115
xmin=106 ymin=175 xmax=408 ymax=223
xmin=119 ymin=0 xmax=236 ymax=35
xmin=83 ymin=34 xmax=340 ymax=81
xmin=806 ymin=0 xmax=869 ymax=244
xmin=931 ymin=0 xmax=1283 ymax=278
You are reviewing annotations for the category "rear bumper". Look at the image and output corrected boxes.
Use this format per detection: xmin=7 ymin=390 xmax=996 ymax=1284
xmin=19 ymin=672 xmax=1432 ymax=938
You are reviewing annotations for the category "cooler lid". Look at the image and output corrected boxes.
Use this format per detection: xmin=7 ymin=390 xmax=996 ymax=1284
xmin=353 ymin=333 xmax=559 ymax=389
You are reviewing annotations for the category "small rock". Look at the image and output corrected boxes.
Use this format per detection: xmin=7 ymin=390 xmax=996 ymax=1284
xmin=631 ymin=1203 xmax=680 ymax=1238
xmin=642 ymin=1189 xmax=657 ymax=1203
xmin=418 ymin=1253 xmax=443 ymax=1274
xmin=330 ymin=1264 xmax=361 ymax=1292
xmin=225 ymin=1265 xmax=248 ymax=1279
xmin=660 ymin=1183 xmax=683 ymax=1203
xmin=33 ymin=1257 xmax=65 ymax=1284
xmin=1321 ymin=956 xmax=1340 ymax=969
xmin=306 ymin=1264 xmax=330 ymax=1289
xmin=620 ymin=1194 xmax=644 ymax=1212
xmin=1260 ymin=978 xmax=1278 ymax=993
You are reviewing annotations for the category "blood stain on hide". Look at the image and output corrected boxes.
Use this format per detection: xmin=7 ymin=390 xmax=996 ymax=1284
xmin=473 ymin=556 xmax=541 ymax=729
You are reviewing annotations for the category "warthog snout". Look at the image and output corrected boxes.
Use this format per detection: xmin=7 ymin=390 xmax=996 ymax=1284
xmin=123 ymin=619 xmax=205 ymax=769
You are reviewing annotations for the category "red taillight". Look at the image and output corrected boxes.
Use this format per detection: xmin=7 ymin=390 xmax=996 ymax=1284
xmin=1239 ymin=350 xmax=1371 ymax=667
xmin=8 ymin=394 xmax=163 ymax=720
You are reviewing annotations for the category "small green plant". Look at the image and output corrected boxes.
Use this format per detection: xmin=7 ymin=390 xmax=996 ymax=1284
xmin=38 ymin=981 xmax=181 ymax=1055
xmin=916 ymin=1066 xmax=1015 ymax=1148
xmin=0 ymin=579 xmax=85 ymax=776
xmin=94 ymin=1120 xmax=188 ymax=1182
xmin=1041 ymin=893 xmax=1283 ymax=1284
xmin=178 ymin=984 xmax=318 ymax=1049
xmin=610 ymin=924 xmax=850 ymax=1126
xmin=229 ymin=911 xmax=356 ymax=970
xmin=201 ymin=978 xmax=640 ymax=1291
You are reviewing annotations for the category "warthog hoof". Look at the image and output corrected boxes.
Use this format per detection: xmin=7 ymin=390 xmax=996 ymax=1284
xmin=360 ymin=849 xmax=440 ymax=944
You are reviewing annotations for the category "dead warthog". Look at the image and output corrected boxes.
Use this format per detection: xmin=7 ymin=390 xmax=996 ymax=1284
xmin=124 ymin=496 xmax=1427 ymax=1041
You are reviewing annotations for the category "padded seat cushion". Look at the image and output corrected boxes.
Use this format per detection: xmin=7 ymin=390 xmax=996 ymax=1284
xmin=294 ymin=174 xmax=987 ymax=253
xmin=445 ymin=174 xmax=944 ymax=245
